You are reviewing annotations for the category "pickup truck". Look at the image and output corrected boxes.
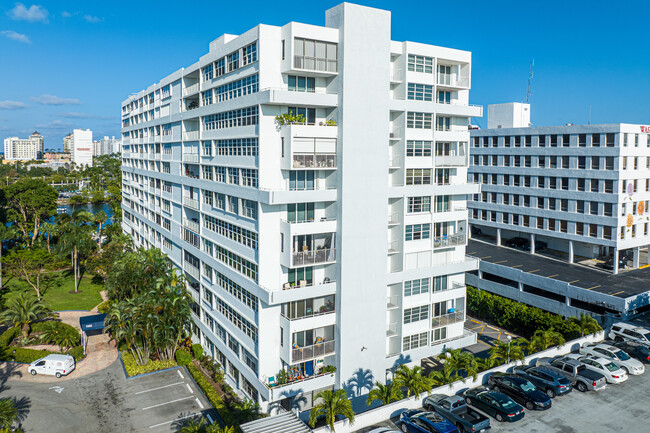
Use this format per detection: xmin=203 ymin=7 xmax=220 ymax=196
xmin=536 ymin=356 xmax=607 ymax=392
xmin=424 ymin=394 xmax=491 ymax=433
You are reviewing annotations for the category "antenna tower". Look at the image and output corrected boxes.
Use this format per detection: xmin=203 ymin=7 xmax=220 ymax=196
xmin=526 ymin=59 xmax=534 ymax=104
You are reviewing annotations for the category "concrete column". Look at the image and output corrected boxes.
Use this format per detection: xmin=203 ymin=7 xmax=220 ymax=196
xmin=518 ymin=281 xmax=524 ymax=292
xmin=568 ymin=240 xmax=574 ymax=264
xmin=633 ymin=247 xmax=640 ymax=268
xmin=496 ymin=228 xmax=501 ymax=246
xmin=530 ymin=233 xmax=536 ymax=254
xmin=613 ymin=247 xmax=619 ymax=275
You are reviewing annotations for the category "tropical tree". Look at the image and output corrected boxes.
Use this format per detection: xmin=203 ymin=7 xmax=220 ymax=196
xmin=204 ymin=425 xmax=235 ymax=433
xmin=56 ymin=211 xmax=96 ymax=293
xmin=40 ymin=221 xmax=57 ymax=253
xmin=0 ymin=399 xmax=19 ymax=430
xmin=178 ymin=417 xmax=206 ymax=433
xmin=106 ymin=247 xmax=172 ymax=301
xmin=0 ymin=293 xmax=55 ymax=338
xmin=490 ymin=338 xmax=527 ymax=364
xmin=476 ymin=356 xmax=500 ymax=372
xmin=93 ymin=210 xmax=108 ymax=243
xmin=527 ymin=328 xmax=565 ymax=353
xmin=0 ymin=224 xmax=17 ymax=290
xmin=2 ymin=247 xmax=51 ymax=299
xmin=438 ymin=348 xmax=479 ymax=382
xmin=569 ymin=313 xmax=602 ymax=337
xmin=234 ymin=399 xmax=262 ymax=424
xmin=3 ymin=178 xmax=57 ymax=246
xmin=366 ymin=381 xmax=403 ymax=406
xmin=308 ymin=389 xmax=355 ymax=432
xmin=393 ymin=364 xmax=432 ymax=399
xmin=428 ymin=364 xmax=460 ymax=388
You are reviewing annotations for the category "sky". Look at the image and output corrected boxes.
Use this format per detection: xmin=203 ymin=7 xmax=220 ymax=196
xmin=1 ymin=0 xmax=649 ymax=150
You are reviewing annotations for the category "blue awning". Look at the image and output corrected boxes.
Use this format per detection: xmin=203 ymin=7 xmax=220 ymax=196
xmin=79 ymin=313 xmax=107 ymax=331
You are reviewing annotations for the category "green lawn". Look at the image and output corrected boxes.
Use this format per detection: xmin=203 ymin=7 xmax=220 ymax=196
xmin=2 ymin=270 xmax=104 ymax=311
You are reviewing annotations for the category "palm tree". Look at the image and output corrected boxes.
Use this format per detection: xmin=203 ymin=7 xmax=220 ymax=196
xmin=0 ymin=398 xmax=19 ymax=430
xmin=0 ymin=293 xmax=55 ymax=338
xmin=234 ymin=398 xmax=262 ymax=424
xmin=527 ymin=328 xmax=565 ymax=353
xmin=57 ymin=326 xmax=81 ymax=351
xmin=308 ymin=389 xmax=355 ymax=432
xmin=477 ymin=356 xmax=499 ymax=372
xmin=93 ymin=210 xmax=108 ymax=244
xmin=439 ymin=348 xmax=480 ymax=382
xmin=366 ymin=381 xmax=403 ymax=406
xmin=40 ymin=221 xmax=56 ymax=253
xmin=0 ymin=224 xmax=16 ymax=289
xmin=428 ymin=364 xmax=459 ymax=388
xmin=56 ymin=212 xmax=95 ymax=293
xmin=569 ymin=313 xmax=602 ymax=337
xmin=178 ymin=417 xmax=206 ymax=433
xmin=489 ymin=339 xmax=527 ymax=364
xmin=393 ymin=364 xmax=432 ymax=399
xmin=205 ymin=425 xmax=235 ymax=433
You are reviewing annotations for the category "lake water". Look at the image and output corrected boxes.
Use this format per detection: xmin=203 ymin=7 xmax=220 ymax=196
xmin=57 ymin=203 xmax=115 ymax=227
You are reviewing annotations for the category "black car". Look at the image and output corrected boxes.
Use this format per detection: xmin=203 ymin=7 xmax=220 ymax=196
xmin=471 ymin=226 xmax=482 ymax=236
xmin=463 ymin=386 xmax=525 ymax=423
xmin=521 ymin=240 xmax=548 ymax=251
xmin=487 ymin=373 xmax=552 ymax=411
xmin=611 ymin=340 xmax=650 ymax=363
xmin=513 ymin=365 xmax=572 ymax=398
xmin=602 ymin=256 xmax=627 ymax=271
xmin=505 ymin=237 xmax=528 ymax=249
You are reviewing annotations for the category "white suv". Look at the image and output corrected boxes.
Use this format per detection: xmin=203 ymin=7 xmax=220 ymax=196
xmin=580 ymin=342 xmax=645 ymax=375
xmin=608 ymin=322 xmax=650 ymax=347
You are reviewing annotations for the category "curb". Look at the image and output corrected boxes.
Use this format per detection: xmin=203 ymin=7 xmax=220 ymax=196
xmin=119 ymin=352 xmax=181 ymax=380
xmin=183 ymin=365 xmax=224 ymax=426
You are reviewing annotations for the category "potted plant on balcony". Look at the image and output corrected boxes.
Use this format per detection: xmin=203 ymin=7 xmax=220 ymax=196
xmin=275 ymin=111 xmax=306 ymax=126
xmin=325 ymin=119 xmax=336 ymax=126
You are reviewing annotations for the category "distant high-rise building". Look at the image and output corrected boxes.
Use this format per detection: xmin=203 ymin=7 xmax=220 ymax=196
xmin=3 ymin=131 xmax=44 ymax=161
xmin=62 ymin=133 xmax=73 ymax=153
xmin=93 ymin=136 xmax=121 ymax=156
xmin=70 ymin=129 xmax=93 ymax=168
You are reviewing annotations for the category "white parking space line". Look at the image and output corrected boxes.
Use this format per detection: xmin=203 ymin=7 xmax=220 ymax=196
xmin=177 ymin=370 xmax=184 ymax=379
xmin=149 ymin=413 xmax=201 ymax=429
xmin=206 ymin=414 xmax=213 ymax=424
xmin=135 ymin=381 xmax=185 ymax=395
xmin=195 ymin=398 xmax=204 ymax=409
xmin=142 ymin=396 xmax=194 ymax=411
xmin=186 ymin=383 xmax=193 ymax=394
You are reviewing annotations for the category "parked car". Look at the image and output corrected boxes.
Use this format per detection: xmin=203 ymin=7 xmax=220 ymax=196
xmin=487 ymin=373 xmax=551 ymax=411
xmin=399 ymin=410 xmax=458 ymax=433
xmin=423 ymin=394 xmax=491 ymax=433
xmin=521 ymin=240 xmax=548 ymax=252
xmin=580 ymin=343 xmax=645 ymax=375
xmin=28 ymin=354 xmax=75 ymax=378
xmin=367 ymin=429 xmax=400 ymax=433
xmin=608 ymin=322 xmax=650 ymax=347
xmin=611 ymin=340 xmax=650 ymax=363
xmin=536 ymin=356 xmax=607 ymax=392
xmin=505 ymin=237 xmax=528 ymax=249
xmin=463 ymin=386 xmax=525 ymax=423
xmin=512 ymin=365 xmax=572 ymax=398
xmin=602 ymin=256 xmax=627 ymax=271
xmin=563 ymin=353 xmax=628 ymax=384
xmin=471 ymin=226 xmax=482 ymax=236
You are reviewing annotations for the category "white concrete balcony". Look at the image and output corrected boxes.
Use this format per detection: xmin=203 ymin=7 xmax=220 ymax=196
xmin=292 ymin=153 xmax=336 ymax=169
xmin=292 ymin=248 xmax=336 ymax=267
xmin=437 ymin=74 xmax=470 ymax=88
xmin=182 ymin=153 xmax=199 ymax=163
xmin=292 ymin=340 xmax=335 ymax=363
xmin=435 ymin=155 xmax=468 ymax=167
xmin=264 ymin=370 xmax=336 ymax=402
xmin=431 ymin=310 xmax=465 ymax=328
xmin=281 ymin=218 xmax=337 ymax=238
xmin=259 ymin=87 xmax=338 ymax=108
xmin=184 ymin=219 xmax=200 ymax=234
xmin=433 ymin=233 xmax=466 ymax=249
xmin=184 ymin=261 xmax=200 ymax=281
xmin=183 ymin=83 xmax=200 ymax=96
xmin=183 ymin=131 xmax=199 ymax=141
xmin=183 ymin=197 xmax=200 ymax=211
xmin=434 ymin=102 xmax=482 ymax=117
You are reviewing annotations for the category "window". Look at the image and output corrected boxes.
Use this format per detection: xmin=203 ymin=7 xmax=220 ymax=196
xmin=202 ymin=106 xmax=258 ymax=130
xmin=406 ymin=169 xmax=432 ymax=185
xmin=204 ymin=215 xmax=258 ymax=249
xmin=408 ymin=196 xmax=431 ymax=213
xmin=404 ymin=305 xmax=429 ymax=324
xmin=215 ymin=58 xmax=225 ymax=76
xmin=227 ymin=51 xmax=239 ymax=72
xmin=215 ymin=74 xmax=259 ymax=103
xmin=215 ymin=245 xmax=258 ymax=281
xmin=436 ymin=117 xmax=451 ymax=131
xmin=592 ymin=134 xmax=600 ymax=147
xmin=242 ymin=42 xmax=258 ymax=66
xmin=201 ymin=89 xmax=213 ymax=106
xmin=216 ymin=138 xmax=258 ymax=156
xmin=215 ymin=271 xmax=258 ymax=311
xmin=403 ymin=332 xmax=428 ymax=351
xmin=404 ymin=278 xmax=429 ymax=296
xmin=405 ymin=224 xmax=431 ymax=241
xmin=433 ymin=275 xmax=448 ymax=292
xmin=407 ymin=112 xmax=433 ymax=129
xmin=288 ymin=75 xmax=315 ymax=92
xmin=228 ymin=167 xmax=239 ymax=184
xmin=241 ymin=199 xmax=257 ymax=220
xmin=202 ymin=63 xmax=213 ymax=81
xmin=289 ymin=171 xmax=315 ymax=190
xmin=406 ymin=140 xmax=432 ymax=156
xmin=407 ymin=83 xmax=433 ymax=101
xmin=407 ymin=54 xmax=433 ymax=73
xmin=437 ymin=90 xmax=451 ymax=104
xmin=287 ymin=106 xmax=316 ymax=125
xmin=294 ymin=37 xmax=338 ymax=72
xmin=432 ymin=327 xmax=447 ymax=342
xmin=241 ymin=168 xmax=258 ymax=188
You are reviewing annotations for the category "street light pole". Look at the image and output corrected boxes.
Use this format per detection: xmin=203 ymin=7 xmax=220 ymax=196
xmin=507 ymin=335 xmax=512 ymax=364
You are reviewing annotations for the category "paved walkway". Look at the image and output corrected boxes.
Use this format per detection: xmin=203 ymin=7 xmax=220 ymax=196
xmin=4 ymin=298 xmax=118 ymax=384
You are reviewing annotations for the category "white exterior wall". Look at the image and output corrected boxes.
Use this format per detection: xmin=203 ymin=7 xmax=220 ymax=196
xmin=71 ymin=129 xmax=93 ymax=167
xmin=120 ymin=2 xmax=479 ymax=412
xmin=3 ymin=133 xmax=43 ymax=160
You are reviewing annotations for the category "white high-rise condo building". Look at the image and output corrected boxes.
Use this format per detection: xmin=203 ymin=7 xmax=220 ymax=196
xmin=93 ymin=136 xmax=121 ymax=156
xmin=469 ymin=106 xmax=650 ymax=274
xmin=121 ymin=3 xmax=480 ymax=412
xmin=70 ymin=129 xmax=93 ymax=168
xmin=3 ymin=131 xmax=44 ymax=161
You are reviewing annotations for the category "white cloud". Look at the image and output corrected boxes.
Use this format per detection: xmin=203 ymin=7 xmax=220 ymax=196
xmin=58 ymin=112 xmax=93 ymax=118
xmin=84 ymin=15 xmax=102 ymax=23
xmin=1 ymin=30 xmax=31 ymax=43
xmin=31 ymin=94 xmax=81 ymax=105
xmin=7 ymin=3 xmax=49 ymax=23
xmin=61 ymin=11 xmax=71 ymax=18
xmin=35 ymin=120 xmax=73 ymax=129
xmin=0 ymin=100 xmax=29 ymax=109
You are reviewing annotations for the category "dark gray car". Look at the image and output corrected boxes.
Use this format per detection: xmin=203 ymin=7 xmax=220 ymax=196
xmin=513 ymin=365 xmax=573 ymax=398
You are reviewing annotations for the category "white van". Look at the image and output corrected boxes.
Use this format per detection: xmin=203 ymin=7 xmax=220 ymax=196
xmin=28 ymin=354 xmax=76 ymax=378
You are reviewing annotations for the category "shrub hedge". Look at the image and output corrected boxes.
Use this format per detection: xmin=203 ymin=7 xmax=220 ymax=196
xmin=175 ymin=349 xmax=192 ymax=366
xmin=31 ymin=321 xmax=79 ymax=335
xmin=122 ymin=352 xmax=177 ymax=377
xmin=186 ymin=363 xmax=235 ymax=426
xmin=0 ymin=323 xmax=85 ymax=364
xmin=467 ymin=286 xmax=582 ymax=339
xmin=191 ymin=343 xmax=203 ymax=360
xmin=0 ymin=328 xmax=19 ymax=347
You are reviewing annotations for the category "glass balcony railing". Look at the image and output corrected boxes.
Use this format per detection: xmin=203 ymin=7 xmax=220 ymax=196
xmin=433 ymin=233 xmax=466 ymax=249
xmin=292 ymin=340 xmax=335 ymax=362
xmin=431 ymin=310 xmax=465 ymax=328
xmin=292 ymin=248 xmax=336 ymax=266
xmin=292 ymin=154 xmax=336 ymax=169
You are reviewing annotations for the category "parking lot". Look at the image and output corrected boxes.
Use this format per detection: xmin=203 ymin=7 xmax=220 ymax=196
xmin=0 ymin=359 xmax=217 ymax=432
xmin=355 ymin=354 xmax=650 ymax=432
